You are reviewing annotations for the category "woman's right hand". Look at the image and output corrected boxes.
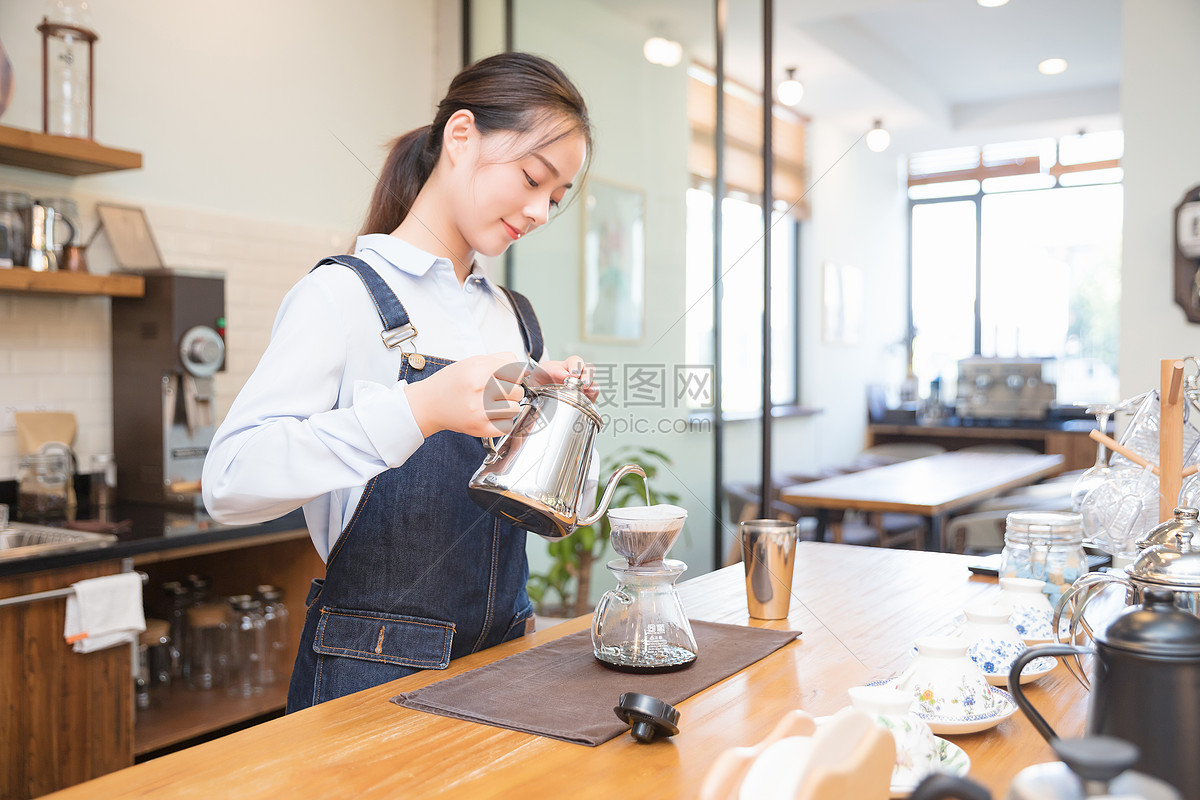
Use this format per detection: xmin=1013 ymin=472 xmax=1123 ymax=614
xmin=405 ymin=352 xmax=530 ymax=439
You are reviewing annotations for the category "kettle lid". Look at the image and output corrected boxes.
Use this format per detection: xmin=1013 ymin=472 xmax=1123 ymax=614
xmin=1100 ymin=588 xmax=1200 ymax=657
xmin=530 ymin=375 xmax=603 ymax=427
xmin=1137 ymin=506 xmax=1200 ymax=551
xmin=1128 ymin=529 xmax=1200 ymax=588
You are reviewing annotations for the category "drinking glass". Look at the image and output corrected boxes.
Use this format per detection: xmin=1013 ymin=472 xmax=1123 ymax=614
xmin=1071 ymin=404 xmax=1115 ymax=512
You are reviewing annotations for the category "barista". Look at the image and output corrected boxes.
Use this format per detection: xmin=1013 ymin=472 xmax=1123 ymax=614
xmin=202 ymin=53 xmax=594 ymax=711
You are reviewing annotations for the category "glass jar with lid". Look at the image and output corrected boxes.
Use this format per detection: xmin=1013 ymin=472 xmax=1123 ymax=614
xmin=1000 ymin=510 xmax=1086 ymax=605
xmin=17 ymin=451 xmax=72 ymax=521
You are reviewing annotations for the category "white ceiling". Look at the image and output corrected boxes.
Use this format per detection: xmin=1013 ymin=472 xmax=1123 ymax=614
xmin=603 ymin=0 xmax=1122 ymax=153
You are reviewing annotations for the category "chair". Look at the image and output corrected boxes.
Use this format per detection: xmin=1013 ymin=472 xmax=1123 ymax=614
xmin=722 ymin=481 xmax=817 ymax=567
xmin=943 ymin=483 xmax=1074 ymax=554
xmin=779 ymin=472 xmax=926 ymax=550
xmin=847 ymin=442 xmax=946 ymax=471
xmin=957 ymin=443 xmax=1040 ymax=455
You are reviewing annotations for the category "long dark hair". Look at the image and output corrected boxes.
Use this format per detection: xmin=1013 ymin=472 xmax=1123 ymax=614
xmin=358 ymin=52 xmax=592 ymax=237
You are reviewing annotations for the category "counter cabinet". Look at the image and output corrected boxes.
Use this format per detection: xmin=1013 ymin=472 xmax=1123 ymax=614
xmin=0 ymin=527 xmax=323 ymax=799
xmin=867 ymin=422 xmax=1096 ymax=472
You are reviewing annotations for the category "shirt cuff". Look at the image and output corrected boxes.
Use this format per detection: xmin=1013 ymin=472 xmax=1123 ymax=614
xmin=351 ymin=380 xmax=425 ymax=467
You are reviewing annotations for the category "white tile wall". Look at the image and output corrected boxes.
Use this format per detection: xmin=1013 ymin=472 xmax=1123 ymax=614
xmin=0 ymin=196 xmax=350 ymax=479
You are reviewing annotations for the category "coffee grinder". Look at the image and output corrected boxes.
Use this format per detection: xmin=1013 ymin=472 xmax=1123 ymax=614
xmin=111 ymin=270 xmax=225 ymax=507
xmin=592 ymin=505 xmax=698 ymax=672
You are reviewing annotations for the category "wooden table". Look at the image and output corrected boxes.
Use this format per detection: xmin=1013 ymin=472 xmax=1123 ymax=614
xmin=780 ymin=451 xmax=1065 ymax=551
xmin=44 ymin=544 xmax=1086 ymax=799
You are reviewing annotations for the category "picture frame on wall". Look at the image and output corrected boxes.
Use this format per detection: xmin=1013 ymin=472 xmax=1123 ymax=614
xmin=581 ymin=178 xmax=645 ymax=342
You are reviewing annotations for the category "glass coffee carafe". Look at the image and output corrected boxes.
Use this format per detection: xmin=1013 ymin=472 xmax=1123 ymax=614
xmin=592 ymin=505 xmax=698 ymax=672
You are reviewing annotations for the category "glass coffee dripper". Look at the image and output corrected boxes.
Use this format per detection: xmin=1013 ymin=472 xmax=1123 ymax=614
xmin=592 ymin=505 xmax=698 ymax=672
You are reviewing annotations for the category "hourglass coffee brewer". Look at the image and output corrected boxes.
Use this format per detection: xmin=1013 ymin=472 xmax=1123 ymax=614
xmin=592 ymin=505 xmax=698 ymax=672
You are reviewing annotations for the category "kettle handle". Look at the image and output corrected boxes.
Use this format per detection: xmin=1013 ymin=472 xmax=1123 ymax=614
xmin=1053 ymin=571 xmax=1134 ymax=689
xmin=1007 ymin=643 xmax=1091 ymax=744
xmin=480 ymin=386 xmax=537 ymax=461
xmin=577 ymin=464 xmax=647 ymax=528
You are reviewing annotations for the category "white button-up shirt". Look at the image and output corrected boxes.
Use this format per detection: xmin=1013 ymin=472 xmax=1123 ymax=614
xmin=202 ymin=234 xmax=530 ymax=560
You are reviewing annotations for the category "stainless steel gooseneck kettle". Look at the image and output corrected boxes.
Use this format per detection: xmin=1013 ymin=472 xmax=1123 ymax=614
xmin=467 ymin=375 xmax=645 ymax=541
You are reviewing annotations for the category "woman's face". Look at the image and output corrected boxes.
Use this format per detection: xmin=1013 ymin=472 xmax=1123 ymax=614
xmin=454 ymin=125 xmax=588 ymax=259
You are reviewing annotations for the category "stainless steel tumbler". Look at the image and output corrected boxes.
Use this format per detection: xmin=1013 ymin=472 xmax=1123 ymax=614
xmin=739 ymin=519 xmax=799 ymax=620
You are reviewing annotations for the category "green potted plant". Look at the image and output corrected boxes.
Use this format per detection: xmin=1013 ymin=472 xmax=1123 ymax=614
xmin=526 ymin=446 xmax=682 ymax=618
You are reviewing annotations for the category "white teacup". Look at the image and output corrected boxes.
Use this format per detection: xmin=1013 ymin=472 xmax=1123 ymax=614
xmin=891 ymin=636 xmax=1002 ymax=720
xmin=848 ymin=685 xmax=940 ymax=790
xmin=998 ymin=577 xmax=1056 ymax=641
xmin=959 ymin=601 xmax=1027 ymax=681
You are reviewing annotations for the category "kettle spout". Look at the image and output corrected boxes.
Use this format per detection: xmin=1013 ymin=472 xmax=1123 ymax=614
xmin=577 ymin=464 xmax=647 ymax=528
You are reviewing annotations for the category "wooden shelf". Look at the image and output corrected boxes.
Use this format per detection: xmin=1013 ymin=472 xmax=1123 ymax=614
xmin=0 ymin=124 xmax=142 ymax=176
xmin=135 ymin=682 xmax=289 ymax=755
xmin=0 ymin=268 xmax=145 ymax=297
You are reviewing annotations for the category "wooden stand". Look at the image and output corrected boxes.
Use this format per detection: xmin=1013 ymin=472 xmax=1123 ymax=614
xmin=1161 ymin=358 xmax=1186 ymax=522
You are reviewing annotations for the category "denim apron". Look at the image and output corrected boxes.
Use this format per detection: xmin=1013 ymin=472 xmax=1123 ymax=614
xmin=286 ymin=255 xmax=543 ymax=712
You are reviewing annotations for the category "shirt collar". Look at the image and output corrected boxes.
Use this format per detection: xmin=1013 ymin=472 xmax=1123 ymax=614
xmin=355 ymin=233 xmax=496 ymax=292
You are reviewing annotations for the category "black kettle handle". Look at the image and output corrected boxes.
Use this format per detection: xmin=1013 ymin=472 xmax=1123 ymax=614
xmin=909 ymin=773 xmax=992 ymax=800
xmin=1007 ymin=643 xmax=1090 ymax=743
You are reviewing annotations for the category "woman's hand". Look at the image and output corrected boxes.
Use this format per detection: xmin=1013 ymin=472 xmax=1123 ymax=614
xmin=530 ymin=356 xmax=598 ymax=401
xmin=405 ymin=352 xmax=531 ymax=438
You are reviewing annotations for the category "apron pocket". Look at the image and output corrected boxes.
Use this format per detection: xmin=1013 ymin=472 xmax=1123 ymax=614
xmin=311 ymin=607 xmax=455 ymax=705
xmin=314 ymin=606 xmax=455 ymax=669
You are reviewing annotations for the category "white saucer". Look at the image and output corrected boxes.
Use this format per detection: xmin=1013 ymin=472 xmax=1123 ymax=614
xmin=981 ymin=655 xmax=1056 ymax=686
xmin=889 ymin=737 xmax=971 ymax=798
xmin=869 ymin=679 xmax=1019 ymax=735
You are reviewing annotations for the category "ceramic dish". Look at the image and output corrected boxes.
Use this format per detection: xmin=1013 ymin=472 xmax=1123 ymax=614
xmin=965 ymin=641 xmax=1058 ymax=686
xmin=870 ymin=679 xmax=1019 ymax=735
xmin=890 ymin=737 xmax=971 ymax=799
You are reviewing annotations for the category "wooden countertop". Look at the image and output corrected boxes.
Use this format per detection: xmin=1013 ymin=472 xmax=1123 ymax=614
xmin=45 ymin=544 xmax=1086 ymax=799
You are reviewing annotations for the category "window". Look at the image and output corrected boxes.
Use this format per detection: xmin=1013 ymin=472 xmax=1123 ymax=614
xmin=908 ymin=131 xmax=1122 ymax=406
xmin=686 ymin=187 xmax=799 ymax=415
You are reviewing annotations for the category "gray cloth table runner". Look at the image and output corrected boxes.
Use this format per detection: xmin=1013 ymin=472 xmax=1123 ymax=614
xmin=390 ymin=620 xmax=799 ymax=746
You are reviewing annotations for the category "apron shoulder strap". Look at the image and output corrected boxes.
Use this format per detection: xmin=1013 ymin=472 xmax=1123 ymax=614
xmin=313 ymin=255 xmax=416 ymax=350
xmin=498 ymin=286 xmax=545 ymax=363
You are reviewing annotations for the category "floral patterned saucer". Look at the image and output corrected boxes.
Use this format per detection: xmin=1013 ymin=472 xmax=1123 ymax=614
xmin=966 ymin=639 xmax=1057 ymax=686
xmin=869 ymin=679 xmax=1018 ymax=735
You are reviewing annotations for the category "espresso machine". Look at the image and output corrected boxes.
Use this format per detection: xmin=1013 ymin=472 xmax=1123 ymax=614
xmin=111 ymin=270 xmax=225 ymax=506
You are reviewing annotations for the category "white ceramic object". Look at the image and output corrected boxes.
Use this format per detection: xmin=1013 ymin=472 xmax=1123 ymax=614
xmin=891 ymin=738 xmax=971 ymax=798
xmin=957 ymin=601 xmax=1056 ymax=686
xmin=848 ymin=685 xmax=940 ymax=791
xmin=889 ymin=636 xmax=1009 ymax=731
xmin=998 ymin=577 xmax=1057 ymax=641
xmin=737 ymin=735 xmax=812 ymax=800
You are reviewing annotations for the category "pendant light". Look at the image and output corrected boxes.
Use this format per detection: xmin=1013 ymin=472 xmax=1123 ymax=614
xmin=866 ymin=119 xmax=891 ymax=153
xmin=777 ymin=67 xmax=804 ymax=106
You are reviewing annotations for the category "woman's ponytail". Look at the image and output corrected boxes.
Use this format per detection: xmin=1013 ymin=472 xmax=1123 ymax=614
xmin=358 ymin=124 xmax=440 ymax=236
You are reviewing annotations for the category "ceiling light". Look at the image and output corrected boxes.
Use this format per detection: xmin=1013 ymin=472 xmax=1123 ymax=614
xmin=866 ymin=119 xmax=890 ymax=153
xmin=1038 ymin=57 xmax=1068 ymax=75
xmin=643 ymin=36 xmax=682 ymax=67
xmin=977 ymin=0 xmax=1009 ymax=7
xmin=778 ymin=67 xmax=804 ymax=106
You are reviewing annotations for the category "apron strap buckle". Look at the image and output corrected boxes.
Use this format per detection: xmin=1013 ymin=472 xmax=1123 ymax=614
xmin=381 ymin=324 xmax=418 ymax=349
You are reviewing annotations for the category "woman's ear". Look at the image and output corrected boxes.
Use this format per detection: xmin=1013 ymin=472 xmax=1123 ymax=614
xmin=442 ymin=109 xmax=477 ymax=167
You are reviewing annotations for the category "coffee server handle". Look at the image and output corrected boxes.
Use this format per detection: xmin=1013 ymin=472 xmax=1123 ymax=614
xmin=1007 ymin=643 xmax=1090 ymax=744
xmin=578 ymin=464 xmax=647 ymax=528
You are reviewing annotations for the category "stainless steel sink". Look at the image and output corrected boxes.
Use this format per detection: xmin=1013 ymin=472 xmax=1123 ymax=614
xmin=0 ymin=523 xmax=117 ymax=561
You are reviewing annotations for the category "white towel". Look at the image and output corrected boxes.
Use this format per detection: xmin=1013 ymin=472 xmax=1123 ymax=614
xmin=63 ymin=572 xmax=146 ymax=653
